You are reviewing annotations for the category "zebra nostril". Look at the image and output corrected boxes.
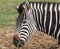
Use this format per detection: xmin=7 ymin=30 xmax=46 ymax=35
xmin=13 ymin=37 xmax=18 ymax=47
xmin=13 ymin=33 xmax=20 ymax=47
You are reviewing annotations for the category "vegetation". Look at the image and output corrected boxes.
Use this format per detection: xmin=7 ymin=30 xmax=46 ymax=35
xmin=0 ymin=0 xmax=60 ymax=28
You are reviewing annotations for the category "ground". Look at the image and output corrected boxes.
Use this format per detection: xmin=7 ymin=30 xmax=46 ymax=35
xmin=0 ymin=27 xmax=60 ymax=49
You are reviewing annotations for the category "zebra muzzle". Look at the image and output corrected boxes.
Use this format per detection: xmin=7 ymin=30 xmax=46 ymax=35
xmin=13 ymin=36 xmax=24 ymax=47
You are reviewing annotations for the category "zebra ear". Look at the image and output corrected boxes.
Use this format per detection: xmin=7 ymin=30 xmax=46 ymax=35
xmin=14 ymin=5 xmax=19 ymax=10
xmin=25 ymin=1 xmax=30 ymax=9
xmin=23 ymin=5 xmax=27 ymax=10
xmin=23 ymin=1 xmax=30 ymax=11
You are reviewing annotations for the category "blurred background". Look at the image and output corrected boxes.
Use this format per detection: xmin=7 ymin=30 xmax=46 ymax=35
xmin=0 ymin=0 xmax=60 ymax=29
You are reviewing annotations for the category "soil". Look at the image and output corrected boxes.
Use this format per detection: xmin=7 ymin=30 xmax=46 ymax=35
xmin=0 ymin=27 xmax=60 ymax=49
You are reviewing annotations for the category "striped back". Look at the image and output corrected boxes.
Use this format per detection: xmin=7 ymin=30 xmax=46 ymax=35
xmin=28 ymin=2 xmax=60 ymax=36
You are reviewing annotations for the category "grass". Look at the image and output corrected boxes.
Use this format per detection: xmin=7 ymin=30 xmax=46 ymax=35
xmin=0 ymin=0 xmax=60 ymax=28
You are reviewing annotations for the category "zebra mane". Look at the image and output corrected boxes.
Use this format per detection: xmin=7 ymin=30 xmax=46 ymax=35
xmin=28 ymin=1 xmax=60 ymax=4
xmin=17 ymin=1 xmax=60 ymax=14
xmin=17 ymin=2 xmax=25 ymax=14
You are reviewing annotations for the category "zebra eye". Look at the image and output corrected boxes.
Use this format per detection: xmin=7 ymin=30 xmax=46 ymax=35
xmin=23 ymin=21 xmax=26 ymax=24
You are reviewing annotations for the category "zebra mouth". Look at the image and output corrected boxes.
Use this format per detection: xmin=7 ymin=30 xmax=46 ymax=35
xmin=13 ymin=37 xmax=24 ymax=47
xmin=17 ymin=39 xmax=24 ymax=47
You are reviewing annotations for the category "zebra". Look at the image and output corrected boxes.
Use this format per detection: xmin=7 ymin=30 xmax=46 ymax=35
xmin=13 ymin=1 xmax=60 ymax=47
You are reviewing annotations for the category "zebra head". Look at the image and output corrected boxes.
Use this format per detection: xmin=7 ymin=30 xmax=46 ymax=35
xmin=13 ymin=1 xmax=37 ymax=47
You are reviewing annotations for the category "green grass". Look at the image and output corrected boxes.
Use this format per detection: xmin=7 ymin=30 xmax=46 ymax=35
xmin=0 ymin=0 xmax=60 ymax=28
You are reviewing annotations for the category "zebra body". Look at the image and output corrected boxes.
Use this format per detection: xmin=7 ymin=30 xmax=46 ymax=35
xmin=13 ymin=1 xmax=60 ymax=47
xmin=28 ymin=2 xmax=60 ymax=39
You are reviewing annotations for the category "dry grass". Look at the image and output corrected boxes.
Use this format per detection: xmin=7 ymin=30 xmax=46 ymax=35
xmin=0 ymin=27 xmax=60 ymax=49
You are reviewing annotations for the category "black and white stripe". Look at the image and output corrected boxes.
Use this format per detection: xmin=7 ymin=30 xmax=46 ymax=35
xmin=13 ymin=2 xmax=60 ymax=47
xmin=29 ymin=2 xmax=60 ymax=38
xmin=18 ymin=20 xmax=36 ymax=42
